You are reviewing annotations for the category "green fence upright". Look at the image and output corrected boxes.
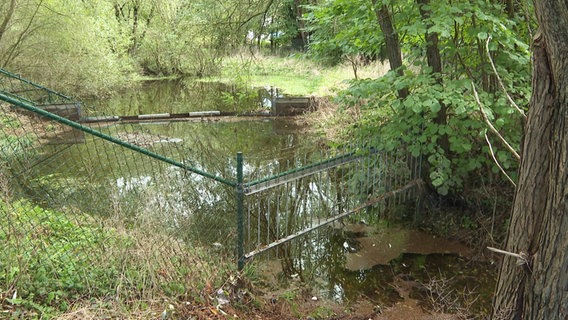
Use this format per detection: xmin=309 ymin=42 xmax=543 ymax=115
xmin=236 ymin=152 xmax=245 ymax=270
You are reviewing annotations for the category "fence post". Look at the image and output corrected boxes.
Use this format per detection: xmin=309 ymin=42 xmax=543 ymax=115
xmin=236 ymin=152 xmax=245 ymax=271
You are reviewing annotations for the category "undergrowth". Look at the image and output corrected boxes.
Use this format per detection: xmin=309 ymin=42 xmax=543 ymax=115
xmin=0 ymin=198 xmax=234 ymax=319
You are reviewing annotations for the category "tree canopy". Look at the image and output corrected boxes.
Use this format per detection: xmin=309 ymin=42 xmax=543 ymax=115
xmin=306 ymin=0 xmax=534 ymax=195
xmin=0 ymin=0 xmax=536 ymax=195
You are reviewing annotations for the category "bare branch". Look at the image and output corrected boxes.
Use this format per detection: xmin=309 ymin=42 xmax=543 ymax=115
xmin=484 ymin=133 xmax=516 ymax=186
xmin=2 ymin=0 xmax=46 ymax=68
xmin=472 ymin=82 xmax=521 ymax=160
xmin=487 ymin=247 xmax=528 ymax=263
xmin=0 ymin=0 xmax=17 ymax=44
xmin=487 ymin=247 xmax=531 ymax=273
xmin=486 ymin=36 xmax=527 ymax=119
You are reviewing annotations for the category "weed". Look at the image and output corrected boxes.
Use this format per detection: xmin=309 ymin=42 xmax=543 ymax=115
xmin=310 ymin=305 xmax=336 ymax=319
xmin=0 ymin=198 xmax=234 ymax=319
xmin=420 ymin=273 xmax=480 ymax=319
xmin=278 ymin=289 xmax=301 ymax=317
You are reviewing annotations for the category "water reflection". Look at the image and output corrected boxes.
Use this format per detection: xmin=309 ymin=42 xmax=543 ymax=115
xmin=116 ymin=176 xmax=152 ymax=194
xmin=257 ymin=225 xmax=494 ymax=312
xmin=9 ymin=79 xmax=496 ymax=316
xmin=85 ymin=80 xmax=248 ymax=116
xmin=25 ymin=116 xmax=325 ymax=250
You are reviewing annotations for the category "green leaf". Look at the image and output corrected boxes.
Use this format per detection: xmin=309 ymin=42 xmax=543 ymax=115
xmin=431 ymin=176 xmax=444 ymax=187
xmin=477 ymin=32 xmax=489 ymax=40
xmin=412 ymin=103 xmax=423 ymax=114
xmin=457 ymin=105 xmax=468 ymax=115
xmin=430 ymin=100 xmax=442 ymax=113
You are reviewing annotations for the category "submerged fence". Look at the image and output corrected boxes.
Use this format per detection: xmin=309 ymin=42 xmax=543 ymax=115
xmin=0 ymin=68 xmax=422 ymax=315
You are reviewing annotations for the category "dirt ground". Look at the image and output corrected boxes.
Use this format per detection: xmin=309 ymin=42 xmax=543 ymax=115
xmin=253 ymin=281 xmax=461 ymax=320
xmin=170 ymin=277 xmax=463 ymax=320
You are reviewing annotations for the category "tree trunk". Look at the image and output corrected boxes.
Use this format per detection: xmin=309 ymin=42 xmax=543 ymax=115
xmin=416 ymin=0 xmax=450 ymax=154
xmin=491 ymin=1 xmax=568 ymax=319
xmin=371 ymin=1 xmax=408 ymax=99
xmin=293 ymin=0 xmax=308 ymax=49
xmin=0 ymin=0 xmax=16 ymax=44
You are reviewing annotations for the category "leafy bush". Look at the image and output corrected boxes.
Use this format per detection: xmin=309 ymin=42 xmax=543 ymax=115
xmin=337 ymin=67 xmax=525 ymax=196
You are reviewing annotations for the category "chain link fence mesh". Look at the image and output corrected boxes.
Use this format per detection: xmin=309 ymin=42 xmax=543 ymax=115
xmin=0 ymin=69 xmax=240 ymax=317
xmin=0 ymin=68 xmax=423 ymax=318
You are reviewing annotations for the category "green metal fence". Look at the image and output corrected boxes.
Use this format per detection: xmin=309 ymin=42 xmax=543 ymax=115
xmin=0 ymin=69 xmax=244 ymax=317
xmin=239 ymin=144 xmax=423 ymax=266
xmin=0 ymin=68 xmax=422 ymax=317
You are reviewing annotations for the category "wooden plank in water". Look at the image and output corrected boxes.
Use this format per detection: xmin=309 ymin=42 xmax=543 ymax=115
xmin=189 ymin=111 xmax=221 ymax=117
xmin=82 ymin=116 xmax=120 ymax=123
xmin=41 ymin=103 xmax=82 ymax=121
xmin=138 ymin=113 xmax=170 ymax=119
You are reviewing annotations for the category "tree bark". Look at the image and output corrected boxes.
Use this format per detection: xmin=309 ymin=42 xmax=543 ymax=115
xmin=416 ymin=0 xmax=450 ymax=154
xmin=293 ymin=0 xmax=308 ymax=49
xmin=371 ymin=1 xmax=408 ymax=99
xmin=0 ymin=0 xmax=16 ymax=44
xmin=491 ymin=1 xmax=568 ymax=319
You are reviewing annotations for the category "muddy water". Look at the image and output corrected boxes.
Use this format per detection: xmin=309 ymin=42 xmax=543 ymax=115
xmin=343 ymin=226 xmax=472 ymax=270
xmin=257 ymin=223 xmax=495 ymax=317
xmin=56 ymin=80 xmax=495 ymax=316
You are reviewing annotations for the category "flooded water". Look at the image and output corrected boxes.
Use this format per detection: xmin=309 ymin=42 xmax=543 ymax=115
xmin=257 ymin=223 xmax=495 ymax=316
xmin=84 ymin=79 xmax=271 ymax=116
xmin=31 ymin=80 xmax=495 ymax=317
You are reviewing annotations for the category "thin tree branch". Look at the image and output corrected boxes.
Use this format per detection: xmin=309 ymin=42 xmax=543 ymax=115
xmin=486 ymin=36 xmax=527 ymax=119
xmin=472 ymin=82 xmax=521 ymax=160
xmin=484 ymin=133 xmax=516 ymax=186
xmin=487 ymin=247 xmax=530 ymax=268
xmin=2 ymin=0 xmax=44 ymax=67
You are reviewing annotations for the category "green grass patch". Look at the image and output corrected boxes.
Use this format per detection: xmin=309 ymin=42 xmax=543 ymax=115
xmin=217 ymin=53 xmax=389 ymax=97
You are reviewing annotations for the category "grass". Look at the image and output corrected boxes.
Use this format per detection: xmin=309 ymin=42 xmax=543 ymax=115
xmin=217 ymin=51 xmax=390 ymax=97
xmin=0 ymin=197 xmax=235 ymax=319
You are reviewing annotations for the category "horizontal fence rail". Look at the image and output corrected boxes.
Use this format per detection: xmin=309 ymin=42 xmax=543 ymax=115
xmin=238 ymin=145 xmax=423 ymax=264
xmin=244 ymin=149 xmax=378 ymax=195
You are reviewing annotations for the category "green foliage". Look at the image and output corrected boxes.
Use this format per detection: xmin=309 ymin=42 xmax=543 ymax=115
xmin=325 ymin=0 xmax=531 ymax=195
xmin=0 ymin=200 xmax=120 ymax=316
xmin=0 ymin=0 xmax=136 ymax=97
xmin=310 ymin=305 xmax=336 ymax=319
xmin=0 ymin=111 xmax=38 ymax=168
xmin=305 ymin=0 xmax=384 ymax=66
xmin=133 ymin=0 xmax=226 ymax=77
xmin=0 ymin=197 xmax=232 ymax=318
